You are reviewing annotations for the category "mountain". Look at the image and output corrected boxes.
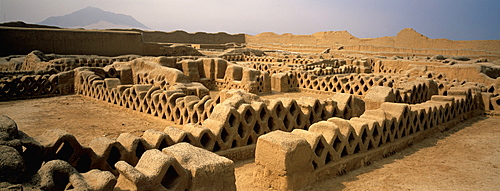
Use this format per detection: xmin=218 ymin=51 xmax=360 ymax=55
xmin=38 ymin=6 xmax=149 ymax=30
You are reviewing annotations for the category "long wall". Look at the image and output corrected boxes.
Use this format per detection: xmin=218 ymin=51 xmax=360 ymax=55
xmin=0 ymin=27 xmax=164 ymax=57
xmin=143 ymin=30 xmax=245 ymax=44
xmin=253 ymin=86 xmax=483 ymax=190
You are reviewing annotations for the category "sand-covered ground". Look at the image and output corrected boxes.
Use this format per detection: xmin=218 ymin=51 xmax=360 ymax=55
xmin=1 ymin=95 xmax=498 ymax=190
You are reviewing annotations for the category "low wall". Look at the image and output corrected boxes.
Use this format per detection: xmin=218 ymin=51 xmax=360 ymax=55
xmin=0 ymin=114 xmax=236 ymax=190
xmin=273 ymin=71 xmax=436 ymax=104
xmin=253 ymin=86 xmax=483 ymax=190
xmin=0 ymin=72 xmax=74 ymax=100
xmin=77 ymin=66 xmax=365 ymax=152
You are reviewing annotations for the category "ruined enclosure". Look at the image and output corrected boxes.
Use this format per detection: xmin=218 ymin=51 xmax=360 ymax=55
xmin=1 ymin=26 xmax=500 ymax=190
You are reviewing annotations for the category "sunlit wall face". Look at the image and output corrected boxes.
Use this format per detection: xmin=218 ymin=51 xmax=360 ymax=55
xmin=1 ymin=0 xmax=499 ymax=40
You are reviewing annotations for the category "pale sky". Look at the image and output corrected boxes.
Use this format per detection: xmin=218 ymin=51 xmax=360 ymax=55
xmin=1 ymin=0 xmax=499 ymax=40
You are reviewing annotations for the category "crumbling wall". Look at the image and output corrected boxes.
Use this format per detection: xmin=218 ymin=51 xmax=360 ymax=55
xmin=0 ymin=115 xmax=236 ymax=190
xmin=188 ymin=58 xmax=272 ymax=94
xmin=200 ymin=90 xmax=365 ymax=152
xmin=76 ymin=64 xmax=365 ymax=152
xmin=45 ymin=55 xmax=139 ymax=72
xmin=143 ymin=30 xmax=245 ymax=44
xmin=220 ymin=54 xmax=246 ymax=62
xmin=0 ymin=72 xmax=74 ymax=100
xmin=253 ymin=86 xmax=483 ymax=190
xmin=0 ymin=27 xmax=145 ymax=57
xmin=0 ymin=27 xmax=203 ymax=57
xmin=74 ymin=60 xmax=211 ymax=125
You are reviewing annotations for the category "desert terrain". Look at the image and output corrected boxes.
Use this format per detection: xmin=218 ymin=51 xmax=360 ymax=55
xmin=1 ymin=95 xmax=498 ymax=190
xmin=1 ymin=22 xmax=499 ymax=190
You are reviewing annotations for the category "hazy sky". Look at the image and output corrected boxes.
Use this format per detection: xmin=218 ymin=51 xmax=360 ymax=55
xmin=1 ymin=0 xmax=499 ymax=40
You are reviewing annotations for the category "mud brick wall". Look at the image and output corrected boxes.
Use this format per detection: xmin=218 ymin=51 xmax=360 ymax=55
xmin=0 ymin=27 xmax=165 ymax=57
xmin=142 ymin=30 xmax=245 ymax=44
xmin=304 ymin=65 xmax=357 ymax=76
xmin=0 ymin=72 xmax=74 ymax=100
xmin=153 ymin=57 xmax=271 ymax=94
xmin=288 ymin=72 xmax=400 ymax=96
xmin=238 ymin=61 xmax=302 ymax=76
xmin=74 ymin=63 xmax=211 ymax=126
xmin=253 ymin=86 xmax=483 ymax=190
xmin=297 ymin=59 xmax=347 ymax=70
xmin=208 ymin=60 xmax=271 ymax=94
xmin=0 ymin=115 xmax=237 ymax=190
xmin=373 ymin=59 xmax=499 ymax=91
xmin=200 ymin=90 xmax=365 ymax=152
xmin=45 ymin=56 xmax=138 ymax=72
xmin=78 ymin=76 xmax=366 ymax=155
xmin=220 ymin=54 xmax=246 ymax=62
xmin=415 ymin=69 xmax=500 ymax=113
xmin=244 ymin=56 xmax=281 ymax=63
xmin=390 ymin=79 xmax=438 ymax=104
xmin=273 ymin=70 xmax=442 ymax=106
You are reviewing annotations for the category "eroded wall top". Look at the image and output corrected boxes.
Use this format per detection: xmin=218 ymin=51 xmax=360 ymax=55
xmin=246 ymin=28 xmax=500 ymax=52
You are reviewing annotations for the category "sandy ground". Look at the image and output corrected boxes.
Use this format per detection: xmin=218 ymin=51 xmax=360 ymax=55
xmin=1 ymin=95 xmax=499 ymax=190
xmin=0 ymin=95 xmax=179 ymax=145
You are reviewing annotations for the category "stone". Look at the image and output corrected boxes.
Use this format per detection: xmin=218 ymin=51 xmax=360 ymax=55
xmin=0 ymin=145 xmax=26 ymax=183
xmin=0 ymin=115 xmax=17 ymax=139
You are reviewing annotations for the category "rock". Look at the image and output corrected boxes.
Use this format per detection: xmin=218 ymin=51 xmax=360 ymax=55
xmin=451 ymin=56 xmax=470 ymax=61
xmin=0 ymin=115 xmax=19 ymax=141
xmin=0 ymin=115 xmax=22 ymax=151
xmin=0 ymin=145 xmax=27 ymax=183
xmin=432 ymin=55 xmax=446 ymax=60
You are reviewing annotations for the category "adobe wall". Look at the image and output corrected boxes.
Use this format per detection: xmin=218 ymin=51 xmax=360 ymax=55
xmin=76 ymin=64 xmax=366 ymax=152
xmin=0 ymin=115 xmax=236 ymax=190
xmin=372 ymin=59 xmax=500 ymax=92
xmin=143 ymin=30 xmax=246 ymax=44
xmin=253 ymin=87 xmax=483 ymax=190
xmin=0 ymin=72 xmax=73 ymax=100
xmin=0 ymin=27 xmax=171 ymax=57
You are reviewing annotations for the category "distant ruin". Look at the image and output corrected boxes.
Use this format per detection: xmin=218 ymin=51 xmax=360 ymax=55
xmin=0 ymin=24 xmax=499 ymax=190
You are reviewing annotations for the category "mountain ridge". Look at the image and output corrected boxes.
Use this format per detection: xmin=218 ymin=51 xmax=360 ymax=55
xmin=38 ymin=6 xmax=149 ymax=30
